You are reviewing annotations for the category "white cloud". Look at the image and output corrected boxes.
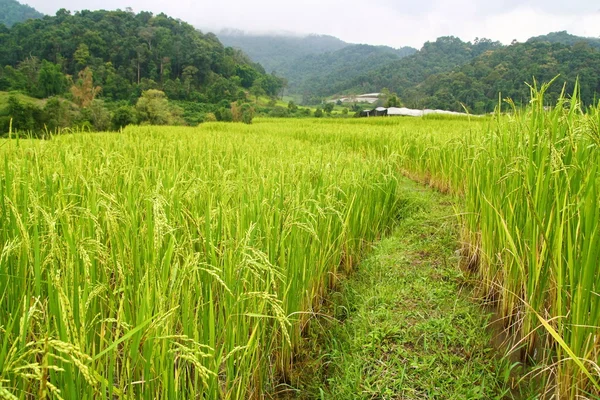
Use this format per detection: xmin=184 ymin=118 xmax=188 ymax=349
xmin=22 ymin=0 xmax=600 ymax=48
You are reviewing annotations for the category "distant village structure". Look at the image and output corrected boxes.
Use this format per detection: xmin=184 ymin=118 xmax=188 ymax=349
xmin=329 ymin=93 xmax=382 ymax=104
xmin=330 ymin=93 xmax=472 ymax=118
xmin=359 ymin=107 xmax=471 ymax=118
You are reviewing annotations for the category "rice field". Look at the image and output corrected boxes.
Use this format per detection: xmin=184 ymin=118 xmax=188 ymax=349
xmin=1 ymin=84 xmax=599 ymax=398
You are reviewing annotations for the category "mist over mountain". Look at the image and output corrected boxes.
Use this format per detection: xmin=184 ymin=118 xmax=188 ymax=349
xmin=217 ymin=30 xmax=417 ymax=100
xmin=218 ymin=31 xmax=349 ymax=74
xmin=0 ymin=0 xmax=44 ymax=27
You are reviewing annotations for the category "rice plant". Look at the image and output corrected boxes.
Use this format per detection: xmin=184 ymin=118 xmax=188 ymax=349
xmin=1 ymin=85 xmax=598 ymax=399
xmin=0 ymin=123 xmax=402 ymax=398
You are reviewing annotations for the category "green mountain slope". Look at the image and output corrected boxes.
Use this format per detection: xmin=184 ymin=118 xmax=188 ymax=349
xmin=218 ymin=31 xmax=349 ymax=74
xmin=282 ymin=44 xmax=416 ymax=100
xmin=403 ymin=40 xmax=600 ymax=113
xmin=0 ymin=10 xmax=283 ymax=102
xmin=0 ymin=0 xmax=44 ymax=27
xmin=330 ymin=36 xmax=503 ymax=98
xmin=528 ymin=31 xmax=600 ymax=50
xmin=217 ymin=31 xmax=417 ymax=99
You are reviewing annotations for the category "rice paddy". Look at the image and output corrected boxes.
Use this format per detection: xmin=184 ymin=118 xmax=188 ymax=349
xmin=1 ymin=85 xmax=599 ymax=399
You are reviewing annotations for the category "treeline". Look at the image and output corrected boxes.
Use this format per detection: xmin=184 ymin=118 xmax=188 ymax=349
xmin=0 ymin=89 xmax=258 ymax=137
xmin=0 ymin=9 xmax=286 ymax=102
xmin=402 ymin=41 xmax=600 ymax=113
xmin=328 ymin=36 xmax=503 ymax=98
xmin=0 ymin=0 xmax=43 ymax=28
xmin=0 ymin=8 xmax=288 ymax=133
xmin=318 ymin=34 xmax=600 ymax=113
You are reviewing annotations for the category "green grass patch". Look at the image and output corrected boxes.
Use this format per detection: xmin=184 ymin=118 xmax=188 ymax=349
xmin=283 ymin=179 xmax=536 ymax=399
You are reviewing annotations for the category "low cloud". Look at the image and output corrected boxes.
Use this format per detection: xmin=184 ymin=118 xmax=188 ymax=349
xmin=24 ymin=0 xmax=600 ymax=48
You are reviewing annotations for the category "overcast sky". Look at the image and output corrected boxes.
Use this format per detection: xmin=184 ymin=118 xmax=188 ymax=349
xmin=23 ymin=0 xmax=600 ymax=48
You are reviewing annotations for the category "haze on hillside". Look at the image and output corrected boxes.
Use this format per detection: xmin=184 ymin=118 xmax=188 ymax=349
xmin=22 ymin=0 xmax=600 ymax=49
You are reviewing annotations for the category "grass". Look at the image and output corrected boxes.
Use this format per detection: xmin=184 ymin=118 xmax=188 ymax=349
xmin=284 ymin=178 xmax=535 ymax=399
xmin=0 ymin=91 xmax=46 ymax=113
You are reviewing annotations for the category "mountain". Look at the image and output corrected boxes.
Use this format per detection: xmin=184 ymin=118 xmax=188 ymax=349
xmin=0 ymin=0 xmax=44 ymax=27
xmin=0 ymin=9 xmax=283 ymax=102
xmin=402 ymin=40 xmax=600 ymax=113
xmin=288 ymin=44 xmax=417 ymax=102
xmin=218 ymin=31 xmax=349 ymax=74
xmin=217 ymin=31 xmax=417 ymax=99
xmin=320 ymin=36 xmax=502 ymax=98
xmin=528 ymin=31 xmax=600 ymax=50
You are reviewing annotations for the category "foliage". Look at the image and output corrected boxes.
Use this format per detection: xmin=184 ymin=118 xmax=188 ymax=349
xmin=284 ymin=44 xmax=417 ymax=97
xmin=328 ymin=36 xmax=502 ymax=98
xmin=135 ymin=89 xmax=173 ymax=125
xmin=70 ymin=67 xmax=101 ymax=108
xmin=0 ymin=9 xmax=283 ymax=102
xmin=215 ymin=106 xmax=233 ymax=122
xmin=404 ymin=41 xmax=600 ymax=112
xmin=38 ymin=60 xmax=67 ymax=98
xmin=111 ymin=105 xmax=136 ymax=130
xmin=527 ymin=31 xmax=600 ymax=50
xmin=2 ymin=94 xmax=45 ymax=134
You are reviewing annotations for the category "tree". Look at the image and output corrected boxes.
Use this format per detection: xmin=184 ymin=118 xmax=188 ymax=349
xmin=385 ymin=94 xmax=401 ymax=108
xmin=73 ymin=43 xmax=90 ymax=71
xmin=71 ymin=67 xmax=102 ymax=108
xmin=112 ymin=105 xmax=136 ymax=130
xmin=314 ymin=108 xmax=323 ymax=118
xmin=135 ymin=89 xmax=172 ymax=125
xmin=87 ymin=100 xmax=111 ymax=131
xmin=250 ymin=79 xmax=265 ymax=103
xmin=37 ymin=61 xmax=67 ymax=97
xmin=323 ymin=102 xmax=334 ymax=114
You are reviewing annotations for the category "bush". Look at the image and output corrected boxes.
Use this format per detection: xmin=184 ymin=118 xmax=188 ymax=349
xmin=242 ymin=111 xmax=253 ymax=124
xmin=112 ymin=106 xmax=136 ymax=130
xmin=269 ymin=106 xmax=289 ymax=118
xmin=135 ymin=90 xmax=172 ymax=125
xmin=215 ymin=107 xmax=233 ymax=122
xmin=203 ymin=113 xmax=217 ymax=122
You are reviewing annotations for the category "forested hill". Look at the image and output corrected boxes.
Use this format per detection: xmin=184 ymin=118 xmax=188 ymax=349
xmin=528 ymin=31 xmax=600 ymax=50
xmin=0 ymin=0 xmax=44 ymax=27
xmin=0 ymin=9 xmax=285 ymax=102
xmin=218 ymin=31 xmax=349 ymax=73
xmin=402 ymin=40 xmax=600 ymax=113
xmin=217 ymin=31 xmax=417 ymax=99
xmin=280 ymin=44 xmax=417 ymax=102
xmin=327 ymin=36 xmax=503 ymax=98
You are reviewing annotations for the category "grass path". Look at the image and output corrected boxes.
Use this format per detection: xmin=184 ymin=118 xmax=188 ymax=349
xmin=282 ymin=178 xmax=522 ymax=399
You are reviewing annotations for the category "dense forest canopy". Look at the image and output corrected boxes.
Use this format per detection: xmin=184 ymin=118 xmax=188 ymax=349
xmin=327 ymin=36 xmax=503 ymax=98
xmin=0 ymin=0 xmax=44 ymax=27
xmin=276 ymin=44 xmax=417 ymax=102
xmin=0 ymin=8 xmax=290 ymax=134
xmin=402 ymin=40 xmax=600 ymax=113
xmin=527 ymin=31 xmax=600 ymax=50
xmin=0 ymin=9 xmax=285 ymax=103
xmin=218 ymin=31 xmax=417 ymax=101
